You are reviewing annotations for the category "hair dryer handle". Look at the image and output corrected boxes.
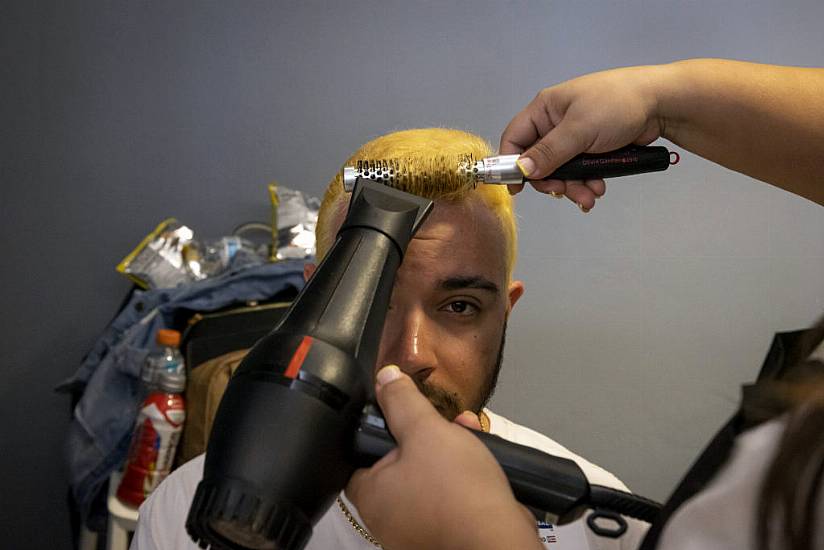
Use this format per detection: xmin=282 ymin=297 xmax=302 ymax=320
xmin=353 ymin=405 xmax=590 ymax=524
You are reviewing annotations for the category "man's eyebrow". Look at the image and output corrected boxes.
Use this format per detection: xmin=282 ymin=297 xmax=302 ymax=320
xmin=438 ymin=276 xmax=499 ymax=294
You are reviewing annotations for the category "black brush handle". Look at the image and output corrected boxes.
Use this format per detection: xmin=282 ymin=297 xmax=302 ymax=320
xmin=547 ymin=145 xmax=673 ymax=180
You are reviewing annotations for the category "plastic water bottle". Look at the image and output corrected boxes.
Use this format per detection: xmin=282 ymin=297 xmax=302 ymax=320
xmin=182 ymin=236 xmax=264 ymax=280
xmin=141 ymin=329 xmax=184 ymax=391
xmin=116 ymin=329 xmax=186 ymax=507
xmin=116 ymin=369 xmax=186 ymax=507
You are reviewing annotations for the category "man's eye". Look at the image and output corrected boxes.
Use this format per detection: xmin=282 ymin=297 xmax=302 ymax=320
xmin=444 ymin=301 xmax=477 ymax=315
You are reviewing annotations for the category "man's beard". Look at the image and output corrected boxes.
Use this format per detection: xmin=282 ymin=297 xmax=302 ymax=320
xmin=413 ymin=320 xmax=507 ymax=422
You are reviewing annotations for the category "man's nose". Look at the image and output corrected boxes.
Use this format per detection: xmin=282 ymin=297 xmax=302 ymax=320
xmin=376 ymin=307 xmax=436 ymax=381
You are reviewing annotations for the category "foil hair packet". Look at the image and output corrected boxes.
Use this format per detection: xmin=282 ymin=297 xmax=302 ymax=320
xmin=273 ymin=185 xmax=319 ymax=260
xmin=116 ymin=218 xmax=196 ymax=290
xmin=115 ymin=186 xmax=319 ymax=290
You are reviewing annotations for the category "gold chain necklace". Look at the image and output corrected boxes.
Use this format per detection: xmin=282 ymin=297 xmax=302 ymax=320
xmin=337 ymin=411 xmax=491 ymax=548
xmin=478 ymin=409 xmax=490 ymax=432
xmin=337 ymin=496 xmax=385 ymax=548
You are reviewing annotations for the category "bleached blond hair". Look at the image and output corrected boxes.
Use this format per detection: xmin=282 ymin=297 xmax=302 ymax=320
xmin=316 ymin=128 xmax=517 ymax=280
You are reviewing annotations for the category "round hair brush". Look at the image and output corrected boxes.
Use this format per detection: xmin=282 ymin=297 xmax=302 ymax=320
xmin=342 ymin=145 xmax=679 ymax=193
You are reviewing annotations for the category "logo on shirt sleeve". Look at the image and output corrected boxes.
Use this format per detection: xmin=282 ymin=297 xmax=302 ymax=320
xmin=537 ymin=521 xmax=558 ymax=545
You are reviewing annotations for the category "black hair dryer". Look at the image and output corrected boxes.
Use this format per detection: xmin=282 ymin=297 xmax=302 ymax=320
xmin=185 ymin=179 xmax=434 ymax=549
xmin=186 ymin=179 xmax=660 ymax=550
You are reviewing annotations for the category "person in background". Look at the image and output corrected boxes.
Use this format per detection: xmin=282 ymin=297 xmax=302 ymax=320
xmin=351 ymin=59 xmax=824 ymax=550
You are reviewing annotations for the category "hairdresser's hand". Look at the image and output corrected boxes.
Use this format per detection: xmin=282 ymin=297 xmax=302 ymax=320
xmin=348 ymin=365 xmax=542 ymax=550
xmin=500 ymin=65 xmax=665 ymax=211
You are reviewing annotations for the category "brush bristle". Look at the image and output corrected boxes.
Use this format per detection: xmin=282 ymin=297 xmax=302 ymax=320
xmin=352 ymin=155 xmax=478 ymax=199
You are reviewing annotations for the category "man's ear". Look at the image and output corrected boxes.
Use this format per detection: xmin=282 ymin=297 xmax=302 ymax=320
xmin=303 ymin=263 xmax=317 ymax=282
xmin=507 ymin=280 xmax=525 ymax=313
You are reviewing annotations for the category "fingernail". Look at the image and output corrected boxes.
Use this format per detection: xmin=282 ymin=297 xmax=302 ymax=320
xmin=376 ymin=365 xmax=402 ymax=387
xmin=549 ymin=191 xmax=563 ymax=199
xmin=577 ymin=203 xmax=591 ymax=213
xmin=516 ymin=157 xmax=535 ymax=178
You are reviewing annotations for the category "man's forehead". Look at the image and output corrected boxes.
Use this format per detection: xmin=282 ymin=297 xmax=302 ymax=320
xmin=401 ymin=199 xmax=508 ymax=281
xmin=412 ymin=198 xmax=494 ymax=238
xmin=328 ymin=194 xmax=507 ymax=276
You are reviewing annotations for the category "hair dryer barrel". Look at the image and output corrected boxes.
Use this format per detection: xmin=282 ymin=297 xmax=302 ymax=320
xmin=186 ymin=179 xmax=433 ymax=550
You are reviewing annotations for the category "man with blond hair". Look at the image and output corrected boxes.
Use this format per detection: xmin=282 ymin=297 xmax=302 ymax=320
xmin=131 ymin=128 xmax=647 ymax=550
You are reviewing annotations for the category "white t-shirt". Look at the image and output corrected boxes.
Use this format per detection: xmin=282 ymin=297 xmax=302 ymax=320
xmin=130 ymin=409 xmax=648 ymax=550
xmin=659 ymin=417 xmax=824 ymax=550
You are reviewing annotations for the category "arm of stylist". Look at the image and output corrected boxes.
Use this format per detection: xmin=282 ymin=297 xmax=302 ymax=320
xmin=503 ymin=58 xmax=824 ymax=209
xmin=348 ymin=365 xmax=543 ymax=550
xmin=350 ymin=59 xmax=824 ymax=550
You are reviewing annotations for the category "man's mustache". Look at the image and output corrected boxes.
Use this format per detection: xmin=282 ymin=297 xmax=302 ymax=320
xmin=411 ymin=376 xmax=465 ymax=421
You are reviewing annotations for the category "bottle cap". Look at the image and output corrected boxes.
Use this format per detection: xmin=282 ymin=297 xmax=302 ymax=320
xmin=156 ymin=329 xmax=181 ymax=347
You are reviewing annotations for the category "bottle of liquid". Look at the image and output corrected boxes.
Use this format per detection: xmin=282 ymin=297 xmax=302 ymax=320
xmin=182 ymin=236 xmax=264 ymax=280
xmin=116 ymin=368 xmax=186 ymax=507
xmin=140 ymin=329 xmax=184 ymax=392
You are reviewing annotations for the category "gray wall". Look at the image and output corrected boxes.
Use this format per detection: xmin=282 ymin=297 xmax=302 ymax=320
xmin=2 ymin=1 xmax=823 ymax=548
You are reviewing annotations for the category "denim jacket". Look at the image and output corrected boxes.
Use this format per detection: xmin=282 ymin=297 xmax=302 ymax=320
xmin=58 ymin=260 xmax=306 ymax=525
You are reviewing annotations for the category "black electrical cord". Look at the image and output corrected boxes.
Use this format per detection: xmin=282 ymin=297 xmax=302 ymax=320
xmin=589 ymin=484 xmax=662 ymax=523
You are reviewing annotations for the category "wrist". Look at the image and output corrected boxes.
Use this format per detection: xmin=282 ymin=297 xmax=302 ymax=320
xmin=647 ymin=61 xmax=689 ymax=144
xmin=654 ymin=58 xmax=728 ymax=145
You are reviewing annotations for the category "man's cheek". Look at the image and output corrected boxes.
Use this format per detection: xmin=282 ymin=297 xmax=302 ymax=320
xmin=470 ymin=327 xmax=501 ymax=358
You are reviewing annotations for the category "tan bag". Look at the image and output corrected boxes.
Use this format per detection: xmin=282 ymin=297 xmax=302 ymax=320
xmin=177 ymin=348 xmax=248 ymax=466
xmin=176 ymin=300 xmax=292 ymax=466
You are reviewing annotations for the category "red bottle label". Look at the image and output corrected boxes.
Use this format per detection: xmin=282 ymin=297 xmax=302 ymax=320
xmin=116 ymin=392 xmax=185 ymax=508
